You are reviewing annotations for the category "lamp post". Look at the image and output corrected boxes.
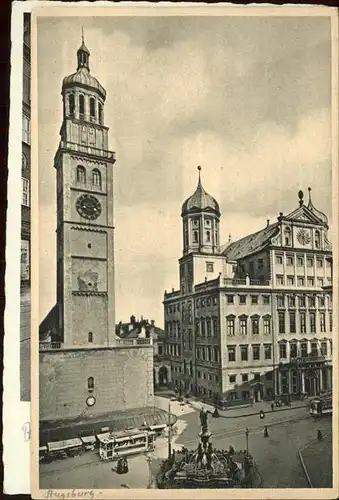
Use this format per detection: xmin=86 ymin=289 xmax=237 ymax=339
xmin=245 ymin=428 xmax=249 ymax=453
xmin=168 ymin=400 xmax=172 ymax=459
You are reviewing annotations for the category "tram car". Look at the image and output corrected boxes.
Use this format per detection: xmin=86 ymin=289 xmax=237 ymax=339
xmin=309 ymin=393 xmax=332 ymax=418
xmin=98 ymin=428 xmax=156 ymax=461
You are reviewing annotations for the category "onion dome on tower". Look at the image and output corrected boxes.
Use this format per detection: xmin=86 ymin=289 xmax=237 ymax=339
xmin=181 ymin=167 xmax=221 ymax=256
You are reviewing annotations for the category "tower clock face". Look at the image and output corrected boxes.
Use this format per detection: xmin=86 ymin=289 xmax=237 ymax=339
xmin=297 ymin=228 xmax=311 ymax=246
xmin=76 ymin=194 xmax=102 ymax=220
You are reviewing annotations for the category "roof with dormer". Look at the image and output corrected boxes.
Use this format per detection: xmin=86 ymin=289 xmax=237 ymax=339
xmin=181 ymin=167 xmax=220 ymax=217
xmin=222 ymin=222 xmax=279 ymax=260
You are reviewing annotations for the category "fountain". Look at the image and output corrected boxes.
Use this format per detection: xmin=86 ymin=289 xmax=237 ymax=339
xmin=156 ymin=407 xmax=260 ymax=489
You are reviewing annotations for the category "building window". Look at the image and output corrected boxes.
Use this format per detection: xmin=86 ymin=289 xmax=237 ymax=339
xmin=68 ymin=93 xmax=75 ymax=116
xmin=289 ymin=311 xmax=296 ymax=333
xmin=251 ymin=317 xmax=259 ymax=335
xmin=300 ymin=342 xmax=308 ymax=357
xmin=258 ymin=258 xmax=264 ymax=269
xmin=98 ymin=102 xmax=103 ymax=124
xmin=206 ymin=262 xmax=214 ymax=273
xmin=22 ymin=115 xmax=30 ymax=144
xmin=310 ymin=312 xmax=316 ymax=332
xmin=329 ymin=312 xmax=332 ymax=332
xmin=22 ymin=178 xmax=30 ymax=207
xmin=278 ymin=311 xmax=285 ymax=334
xmin=314 ymin=231 xmax=321 ymax=249
xmin=311 ymin=342 xmax=318 ymax=357
xmin=252 ymin=345 xmax=260 ymax=360
xmin=227 ymin=295 xmax=234 ymax=304
xmin=299 ymin=295 xmax=306 ymax=308
xmin=87 ymin=377 xmax=94 ymax=392
xmin=79 ymin=94 xmax=85 ymax=118
xmin=297 ymin=276 xmax=305 ymax=287
xmin=241 ymin=346 xmax=248 ymax=361
xmin=279 ymin=343 xmax=287 ymax=359
xmin=264 ymin=344 xmax=272 ymax=360
xmin=286 ymin=256 xmax=294 ymax=266
xmin=263 ymin=317 xmax=271 ymax=335
xmin=317 ymin=278 xmax=324 ymax=287
xmin=242 ymin=374 xmax=248 ymax=382
xmin=290 ymin=343 xmax=297 ymax=359
xmin=214 ymin=347 xmax=219 ymax=363
xmin=284 ymin=227 xmax=292 ymax=246
xmin=239 ymin=317 xmax=247 ymax=335
xmin=229 ymin=375 xmax=236 ymax=384
xmin=276 ymin=255 xmax=283 ymax=265
xmin=206 ymin=319 xmax=211 ymax=336
xmin=308 ymin=296 xmax=316 ymax=308
xmin=207 ymin=297 xmax=211 ymax=306
xmin=288 ymin=296 xmax=296 ymax=308
xmin=319 ymin=295 xmax=326 ymax=307
xmin=228 ymin=347 xmax=236 ymax=362
xmin=276 ymin=275 xmax=284 ymax=285
xmin=300 ymin=312 xmax=306 ymax=333
xmin=263 ymin=295 xmax=270 ymax=305
xmin=92 ymin=168 xmax=101 ymax=188
xmin=254 ymin=373 xmax=260 ymax=381
xmin=316 ymin=258 xmax=323 ymax=268
xmin=206 ymin=230 xmax=211 ymax=243
xmin=287 ymin=276 xmax=294 ymax=286
xmin=239 ymin=295 xmax=247 ymax=304
xmin=320 ymin=312 xmax=326 ymax=332
xmin=307 ymin=277 xmax=314 ymax=287
xmin=77 ymin=165 xmax=86 ymax=184
xmin=227 ymin=317 xmax=235 ymax=336
xmin=307 ymin=257 xmax=313 ymax=267
xmin=277 ymin=296 xmax=285 ymax=308
xmin=213 ymin=297 xmax=217 ymax=305
xmin=207 ymin=346 xmax=212 ymax=361
xmin=213 ymin=317 xmax=218 ymax=336
xmin=266 ymin=371 xmax=273 ymax=380
xmin=251 ymin=295 xmax=258 ymax=305
xmin=20 ymin=239 xmax=30 ymax=281
xmin=320 ymin=342 xmax=327 ymax=356
xmin=158 ymin=345 xmax=163 ymax=356
xmin=88 ymin=332 xmax=93 ymax=343
xmin=90 ymin=97 xmax=96 ymax=121
xmin=193 ymin=231 xmax=199 ymax=243
xmin=297 ymin=256 xmax=304 ymax=267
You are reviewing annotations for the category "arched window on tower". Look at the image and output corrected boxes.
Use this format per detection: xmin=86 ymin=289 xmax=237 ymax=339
xmin=79 ymin=94 xmax=85 ymax=120
xmin=68 ymin=94 xmax=75 ymax=117
xmin=88 ymin=332 xmax=93 ymax=343
xmin=315 ymin=230 xmax=321 ymax=249
xmin=193 ymin=230 xmax=199 ymax=244
xmin=77 ymin=165 xmax=86 ymax=184
xmin=98 ymin=102 xmax=103 ymax=125
xmin=90 ymin=97 xmax=96 ymax=122
xmin=87 ymin=377 xmax=94 ymax=392
xmin=92 ymin=169 xmax=101 ymax=189
xmin=206 ymin=230 xmax=211 ymax=243
xmin=284 ymin=227 xmax=291 ymax=246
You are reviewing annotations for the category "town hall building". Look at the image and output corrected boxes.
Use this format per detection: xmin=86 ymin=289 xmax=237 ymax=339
xmin=164 ymin=168 xmax=333 ymax=409
xmin=39 ymin=38 xmax=154 ymax=423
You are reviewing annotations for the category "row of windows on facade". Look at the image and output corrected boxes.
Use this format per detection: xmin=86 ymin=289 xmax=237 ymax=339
xmin=280 ymin=227 xmax=322 ymax=248
xmin=76 ymin=165 xmax=102 ymax=188
xmin=277 ymin=310 xmax=332 ymax=334
xmin=226 ymin=310 xmax=332 ymax=336
xmin=229 ymin=372 xmax=272 ymax=384
xmin=275 ymin=252 xmax=329 ymax=267
xmin=276 ymin=294 xmax=331 ymax=309
xmin=67 ymin=94 xmax=104 ymax=124
xmin=226 ymin=340 xmax=330 ymax=363
xmin=170 ymin=365 xmax=220 ymax=384
xmin=276 ymin=275 xmax=331 ymax=287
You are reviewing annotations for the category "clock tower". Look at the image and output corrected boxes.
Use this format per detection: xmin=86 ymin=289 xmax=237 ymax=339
xmin=54 ymin=36 xmax=116 ymax=347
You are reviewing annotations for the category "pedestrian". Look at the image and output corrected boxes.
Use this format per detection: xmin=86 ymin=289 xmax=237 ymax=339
xmin=317 ymin=430 xmax=323 ymax=441
xmin=260 ymin=410 xmax=265 ymax=419
xmin=271 ymin=402 xmax=274 ymax=412
xmin=264 ymin=426 xmax=269 ymax=438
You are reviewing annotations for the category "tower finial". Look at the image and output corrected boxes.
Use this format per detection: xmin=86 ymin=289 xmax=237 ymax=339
xmin=298 ymin=189 xmax=304 ymax=207
xmin=308 ymin=186 xmax=312 ymax=205
xmin=82 ymin=26 xmax=84 ymax=44
xmin=197 ymin=165 xmax=202 ymax=183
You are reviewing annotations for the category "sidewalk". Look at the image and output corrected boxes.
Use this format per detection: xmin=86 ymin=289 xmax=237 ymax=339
xmin=187 ymin=398 xmax=308 ymax=419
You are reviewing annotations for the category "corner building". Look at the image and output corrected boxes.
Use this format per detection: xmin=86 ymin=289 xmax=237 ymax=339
xmin=39 ymin=39 xmax=153 ymax=422
xmin=164 ymin=171 xmax=332 ymax=409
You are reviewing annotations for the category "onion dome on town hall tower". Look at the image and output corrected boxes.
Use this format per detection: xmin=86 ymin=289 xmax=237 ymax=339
xmin=181 ymin=167 xmax=221 ymax=256
xmin=62 ymin=29 xmax=106 ymax=101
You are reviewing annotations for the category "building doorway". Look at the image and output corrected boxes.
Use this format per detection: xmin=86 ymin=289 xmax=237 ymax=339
xmin=159 ymin=366 xmax=168 ymax=386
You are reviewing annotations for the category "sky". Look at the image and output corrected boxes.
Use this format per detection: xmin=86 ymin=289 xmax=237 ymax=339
xmin=37 ymin=14 xmax=333 ymax=327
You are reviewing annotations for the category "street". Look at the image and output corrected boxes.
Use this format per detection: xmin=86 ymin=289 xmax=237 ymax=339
xmin=40 ymin=404 xmax=332 ymax=489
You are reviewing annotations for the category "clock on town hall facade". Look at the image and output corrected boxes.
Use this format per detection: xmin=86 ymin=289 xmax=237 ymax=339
xmin=54 ymin=38 xmax=116 ymax=347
